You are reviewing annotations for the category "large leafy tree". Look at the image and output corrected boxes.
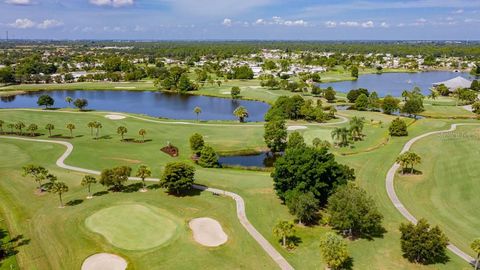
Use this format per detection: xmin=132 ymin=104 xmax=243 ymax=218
xmin=399 ymin=219 xmax=449 ymax=264
xmin=285 ymin=190 xmax=319 ymax=225
xmin=198 ymin=145 xmax=219 ymax=168
xmin=37 ymin=94 xmax=55 ymax=109
xmin=286 ymin=131 xmax=306 ymax=149
xmin=160 ymin=162 xmax=195 ymax=195
xmin=319 ymin=232 xmax=350 ymax=270
xmin=73 ymin=98 xmax=88 ymax=111
xmin=355 ymin=94 xmax=369 ymax=111
xmin=272 ymin=220 xmax=296 ymax=248
xmin=382 ymin=95 xmax=400 ymax=115
xmin=401 ymin=98 xmax=424 ymax=119
xmin=189 ymin=133 xmax=205 ymax=156
xmin=99 ymin=166 xmax=132 ymax=191
xmin=272 ymin=146 xmax=355 ymax=205
xmin=396 ymin=151 xmax=421 ymax=174
xmin=263 ymin=119 xmax=287 ymax=153
xmin=389 ymin=118 xmax=408 ymax=136
xmin=327 ymin=183 xmax=383 ymax=238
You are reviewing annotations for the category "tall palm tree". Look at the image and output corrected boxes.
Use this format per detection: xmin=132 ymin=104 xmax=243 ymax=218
xmin=273 ymin=220 xmax=296 ymax=248
xmin=45 ymin=123 xmax=55 ymax=137
xmin=233 ymin=106 xmax=249 ymax=123
xmin=428 ymin=89 xmax=438 ymax=101
xmin=15 ymin=121 xmax=25 ymax=135
xmin=331 ymin=127 xmax=350 ymax=147
xmin=27 ymin=123 xmax=38 ymax=137
xmin=92 ymin=121 xmax=102 ymax=139
xmin=81 ymin=175 xmax=97 ymax=199
xmin=66 ymin=123 xmax=76 ymax=137
xmin=194 ymin=106 xmax=202 ymax=122
xmin=136 ymin=165 xmax=152 ymax=192
xmin=0 ymin=120 xmax=4 ymax=134
xmin=117 ymin=126 xmax=128 ymax=141
xmin=49 ymin=181 xmax=69 ymax=208
xmin=138 ymin=128 xmax=146 ymax=143
xmin=349 ymin=116 xmax=365 ymax=141
xmin=87 ymin=121 xmax=95 ymax=136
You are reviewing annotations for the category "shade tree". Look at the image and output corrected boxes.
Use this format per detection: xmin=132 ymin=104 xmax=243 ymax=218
xmin=319 ymin=232 xmax=350 ymax=270
xmin=389 ymin=118 xmax=408 ymax=136
xmin=99 ymin=166 xmax=132 ymax=191
xmin=198 ymin=145 xmax=220 ymax=168
xmin=263 ymin=119 xmax=287 ymax=153
xmin=272 ymin=220 xmax=296 ymax=248
xmin=73 ymin=98 xmax=88 ymax=111
xmin=285 ymin=189 xmax=319 ymax=225
xmin=22 ymin=164 xmax=49 ymax=190
xmin=37 ymin=94 xmax=55 ymax=109
xmin=117 ymin=126 xmax=128 ymax=140
xmin=381 ymin=95 xmax=400 ymax=115
xmin=396 ymin=151 xmax=421 ymax=174
xmin=189 ymin=133 xmax=205 ymax=156
xmin=49 ymin=181 xmax=69 ymax=208
xmin=231 ymin=86 xmax=241 ymax=99
xmin=160 ymin=162 xmax=195 ymax=195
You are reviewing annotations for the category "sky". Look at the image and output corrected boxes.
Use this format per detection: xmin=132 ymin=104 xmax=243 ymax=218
xmin=0 ymin=0 xmax=480 ymax=40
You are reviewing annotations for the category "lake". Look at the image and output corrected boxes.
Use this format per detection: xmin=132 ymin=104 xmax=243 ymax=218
xmin=219 ymin=152 xmax=279 ymax=168
xmin=0 ymin=90 xmax=270 ymax=122
xmin=320 ymin=71 xmax=475 ymax=96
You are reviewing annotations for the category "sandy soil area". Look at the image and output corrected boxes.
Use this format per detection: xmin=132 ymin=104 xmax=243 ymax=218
xmin=189 ymin=217 xmax=228 ymax=247
xmin=105 ymin=114 xmax=126 ymax=120
xmin=287 ymin=125 xmax=308 ymax=131
xmin=81 ymin=253 xmax=127 ymax=270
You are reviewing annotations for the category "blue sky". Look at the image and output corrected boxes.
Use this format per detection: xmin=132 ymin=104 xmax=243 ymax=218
xmin=1 ymin=0 xmax=479 ymax=40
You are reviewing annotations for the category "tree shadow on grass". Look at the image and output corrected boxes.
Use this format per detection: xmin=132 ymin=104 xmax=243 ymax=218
xmin=93 ymin=191 xmax=109 ymax=197
xmin=95 ymin=135 xmax=112 ymax=140
xmin=400 ymin=168 xmax=423 ymax=175
xmin=122 ymin=183 xmax=143 ymax=193
xmin=165 ymin=188 xmax=202 ymax=197
xmin=0 ymin=232 xmax=30 ymax=262
xmin=147 ymin=183 xmax=161 ymax=190
xmin=66 ymin=199 xmax=84 ymax=206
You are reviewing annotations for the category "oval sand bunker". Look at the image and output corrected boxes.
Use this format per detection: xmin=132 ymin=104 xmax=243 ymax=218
xmin=287 ymin=125 xmax=307 ymax=131
xmin=81 ymin=253 xmax=127 ymax=270
xmin=105 ymin=114 xmax=126 ymax=120
xmin=189 ymin=217 xmax=228 ymax=247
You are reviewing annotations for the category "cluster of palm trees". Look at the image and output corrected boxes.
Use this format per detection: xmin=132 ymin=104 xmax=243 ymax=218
xmin=0 ymin=120 xmax=76 ymax=138
xmin=114 ymin=125 xmax=147 ymax=142
xmin=22 ymin=165 xmax=69 ymax=208
xmin=192 ymin=105 xmax=249 ymax=122
xmin=331 ymin=116 xmax=366 ymax=147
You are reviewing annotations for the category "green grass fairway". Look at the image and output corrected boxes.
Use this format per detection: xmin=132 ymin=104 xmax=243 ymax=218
xmin=396 ymin=125 xmax=480 ymax=256
xmin=85 ymin=204 xmax=179 ymax=250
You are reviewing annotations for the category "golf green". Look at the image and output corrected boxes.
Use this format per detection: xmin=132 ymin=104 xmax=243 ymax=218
xmin=85 ymin=204 xmax=179 ymax=250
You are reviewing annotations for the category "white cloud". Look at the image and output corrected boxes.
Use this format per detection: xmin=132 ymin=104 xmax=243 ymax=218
xmin=339 ymin=21 xmax=359 ymax=27
xmin=9 ymin=18 xmax=35 ymax=28
xmin=254 ymin=19 xmax=266 ymax=25
xmin=222 ymin=18 xmax=232 ymax=27
xmin=253 ymin=16 xmax=308 ymax=27
xmin=134 ymin=25 xmax=145 ymax=32
xmin=5 ymin=0 xmax=32 ymax=5
xmin=380 ymin=22 xmax=389 ymax=28
xmin=284 ymin=20 xmax=308 ymax=26
xmin=37 ymin=19 xmax=63 ymax=29
xmin=89 ymin=0 xmax=134 ymax=7
xmin=453 ymin=9 xmax=464 ymax=14
xmin=361 ymin=20 xmax=374 ymax=28
xmin=325 ymin=21 xmax=337 ymax=28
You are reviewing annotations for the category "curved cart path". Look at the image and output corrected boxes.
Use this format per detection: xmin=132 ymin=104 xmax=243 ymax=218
xmin=386 ymin=123 xmax=478 ymax=265
xmin=0 ymin=135 xmax=294 ymax=270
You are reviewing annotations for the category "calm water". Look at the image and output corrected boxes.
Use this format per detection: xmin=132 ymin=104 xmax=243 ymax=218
xmin=219 ymin=152 xmax=279 ymax=168
xmin=320 ymin=71 xmax=475 ymax=96
xmin=0 ymin=90 xmax=270 ymax=121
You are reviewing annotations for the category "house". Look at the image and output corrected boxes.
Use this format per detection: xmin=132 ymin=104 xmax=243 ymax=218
xmin=433 ymin=76 xmax=472 ymax=91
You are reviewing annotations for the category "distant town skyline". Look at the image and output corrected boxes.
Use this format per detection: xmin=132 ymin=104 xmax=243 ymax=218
xmin=1 ymin=0 xmax=480 ymax=40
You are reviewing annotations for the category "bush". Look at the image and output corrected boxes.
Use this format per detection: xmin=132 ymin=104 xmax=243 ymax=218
xmin=198 ymin=145 xmax=220 ymax=168
xmin=160 ymin=162 xmax=195 ymax=194
xmin=189 ymin=133 xmax=204 ymax=156
xmin=389 ymin=118 xmax=408 ymax=136
xmin=355 ymin=93 xmax=369 ymax=111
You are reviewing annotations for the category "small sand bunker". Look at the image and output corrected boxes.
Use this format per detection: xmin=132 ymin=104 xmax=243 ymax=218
xmin=221 ymin=91 xmax=231 ymax=94
xmin=463 ymin=105 xmax=473 ymax=112
xmin=105 ymin=114 xmax=126 ymax=120
xmin=189 ymin=217 xmax=228 ymax=247
xmin=114 ymin=86 xmax=136 ymax=89
xmin=287 ymin=125 xmax=308 ymax=131
xmin=81 ymin=253 xmax=127 ymax=270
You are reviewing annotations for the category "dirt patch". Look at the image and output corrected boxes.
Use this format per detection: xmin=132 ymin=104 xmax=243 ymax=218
xmin=81 ymin=253 xmax=127 ymax=270
xmin=189 ymin=217 xmax=228 ymax=247
xmin=104 ymin=157 xmax=141 ymax=164
xmin=105 ymin=114 xmax=126 ymax=120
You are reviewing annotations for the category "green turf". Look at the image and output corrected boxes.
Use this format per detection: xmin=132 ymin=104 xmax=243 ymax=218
xmin=395 ymin=125 xmax=480 ymax=256
xmin=85 ymin=204 xmax=180 ymax=250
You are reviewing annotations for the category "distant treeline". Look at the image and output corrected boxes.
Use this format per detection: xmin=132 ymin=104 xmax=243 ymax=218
xmin=1 ymin=40 xmax=480 ymax=59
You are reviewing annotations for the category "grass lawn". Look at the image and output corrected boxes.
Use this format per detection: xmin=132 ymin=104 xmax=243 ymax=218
xmin=85 ymin=204 xmax=180 ymax=251
xmin=395 ymin=125 xmax=480 ymax=256
xmin=0 ymin=108 xmax=476 ymax=269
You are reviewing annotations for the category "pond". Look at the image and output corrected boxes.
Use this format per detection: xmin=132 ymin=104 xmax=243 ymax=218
xmin=219 ymin=152 xmax=280 ymax=168
xmin=0 ymin=90 xmax=270 ymax=121
xmin=320 ymin=71 xmax=475 ymax=97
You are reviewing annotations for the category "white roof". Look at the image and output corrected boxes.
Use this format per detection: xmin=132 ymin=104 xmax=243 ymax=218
xmin=433 ymin=76 xmax=472 ymax=90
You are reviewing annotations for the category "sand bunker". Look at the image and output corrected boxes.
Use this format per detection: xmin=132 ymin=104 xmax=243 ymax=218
xmin=189 ymin=217 xmax=228 ymax=247
xmin=105 ymin=114 xmax=126 ymax=120
xmin=81 ymin=253 xmax=127 ymax=270
xmin=287 ymin=125 xmax=308 ymax=131
xmin=114 ymin=86 xmax=136 ymax=89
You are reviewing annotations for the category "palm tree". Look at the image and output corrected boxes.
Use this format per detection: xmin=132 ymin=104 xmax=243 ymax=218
xmin=273 ymin=220 xmax=296 ymax=248
xmin=65 ymin=96 xmax=73 ymax=107
xmin=194 ymin=106 xmax=202 ymax=122
xmin=15 ymin=121 xmax=25 ymax=135
xmin=7 ymin=123 xmax=14 ymax=134
xmin=81 ymin=175 xmax=97 ymax=199
xmin=49 ymin=181 xmax=68 ymax=208
xmin=66 ymin=123 xmax=76 ymax=137
xmin=22 ymin=164 xmax=48 ymax=190
xmin=233 ymin=106 xmax=249 ymax=123
xmin=331 ymin=127 xmax=350 ymax=147
xmin=27 ymin=123 xmax=38 ymax=137
xmin=87 ymin=121 xmax=95 ymax=136
xmin=45 ymin=123 xmax=55 ymax=137
xmin=117 ymin=126 xmax=128 ymax=141
xmin=349 ymin=116 xmax=365 ymax=141
xmin=396 ymin=151 xmax=421 ymax=174
xmin=138 ymin=128 xmax=146 ymax=143
xmin=471 ymin=238 xmax=480 ymax=270
xmin=93 ymin=121 xmax=102 ymax=139
xmin=136 ymin=165 xmax=152 ymax=192
xmin=0 ymin=120 xmax=4 ymax=134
